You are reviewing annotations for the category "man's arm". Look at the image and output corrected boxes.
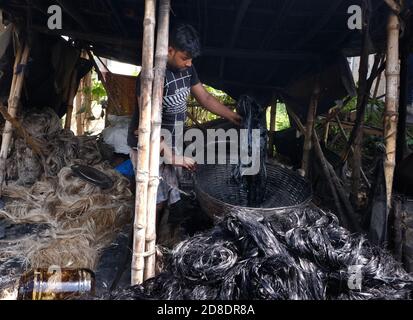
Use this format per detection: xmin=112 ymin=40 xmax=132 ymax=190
xmin=191 ymin=83 xmax=242 ymax=126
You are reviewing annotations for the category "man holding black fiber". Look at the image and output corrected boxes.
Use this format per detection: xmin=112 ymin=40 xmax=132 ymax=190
xmin=128 ymin=24 xmax=241 ymax=233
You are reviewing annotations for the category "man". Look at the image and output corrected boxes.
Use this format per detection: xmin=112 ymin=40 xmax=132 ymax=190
xmin=128 ymin=24 xmax=241 ymax=229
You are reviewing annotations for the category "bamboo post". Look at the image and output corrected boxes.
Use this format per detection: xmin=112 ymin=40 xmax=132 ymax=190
xmin=301 ymin=77 xmax=320 ymax=177
xmin=131 ymin=0 xmax=156 ymax=285
xmin=396 ymin=15 xmax=411 ymax=164
xmin=288 ymin=106 xmax=348 ymax=227
xmin=289 ymin=106 xmax=362 ymax=231
xmin=323 ymin=109 xmax=332 ymax=145
xmin=64 ymin=70 xmax=78 ymax=130
xmin=350 ymin=0 xmax=371 ymax=207
xmin=383 ymin=2 xmax=401 ymax=208
xmin=75 ymin=76 xmax=84 ymax=136
xmin=335 ymin=115 xmax=371 ymax=188
xmin=313 ymin=129 xmax=350 ymax=228
xmin=144 ymin=0 xmax=170 ymax=281
xmin=0 ymin=43 xmax=29 ymax=195
xmin=268 ymin=98 xmax=277 ymax=158
xmin=83 ymin=70 xmax=92 ymax=133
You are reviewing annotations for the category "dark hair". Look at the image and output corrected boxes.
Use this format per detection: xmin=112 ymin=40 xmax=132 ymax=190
xmin=169 ymin=24 xmax=201 ymax=58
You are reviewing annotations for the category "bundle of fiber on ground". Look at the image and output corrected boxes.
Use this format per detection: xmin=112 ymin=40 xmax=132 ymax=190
xmin=6 ymin=108 xmax=110 ymax=185
xmin=110 ymin=207 xmax=413 ymax=300
xmin=0 ymin=163 xmax=133 ymax=271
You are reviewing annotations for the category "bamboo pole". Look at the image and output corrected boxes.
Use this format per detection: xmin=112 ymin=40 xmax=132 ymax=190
xmin=313 ymin=129 xmax=350 ymax=228
xmin=144 ymin=0 xmax=170 ymax=281
xmin=384 ymin=3 xmax=401 ymax=208
xmin=396 ymin=15 xmax=411 ymax=164
xmin=131 ymin=0 xmax=156 ymax=285
xmin=83 ymin=70 xmax=92 ymax=133
xmin=268 ymin=98 xmax=277 ymax=158
xmin=343 ymin=55 xmax=384 ymax=163
xmin=301 ymin=77 xmax=320 ymax=177
xmin=75 ymin=76 xmax=84 ymax=136
xmin=288 ymin=106 xmax=348 ymax=226
xmin=350 ymin=0 xmax=371 ymax=207
xmin=288 ymin=106 xmax=362 ymax=232
xmin=335 ymin=115 xmax=371 ymax=188
xmin=323 ymin=109 xmax=332 ymax=145
xmin=0 ymin=43 xmax=29 ymax=196
xmin=64 ymin=70 xmax=78 ymax=130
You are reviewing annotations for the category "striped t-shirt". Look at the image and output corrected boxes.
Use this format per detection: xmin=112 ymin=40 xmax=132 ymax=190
xmin=128 ymin=65 xmax=200 ymax=149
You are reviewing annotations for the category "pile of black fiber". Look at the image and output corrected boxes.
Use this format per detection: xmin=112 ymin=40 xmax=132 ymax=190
xmin=109 ymin=207 xmax=413 ymax=300
xmin=232 ymin=95 xmax=268 ymax=207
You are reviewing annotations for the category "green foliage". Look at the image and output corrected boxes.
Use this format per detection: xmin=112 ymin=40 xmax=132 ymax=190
xmin=90 ymin=80 xmax=107 ymax=101
xmin=266 ymin=104 xmax=291 ymax=131
xmin=186 ymin=85 xmax=235 ymax=125
xmin=276 ymin=104 xmax=291 ymax=131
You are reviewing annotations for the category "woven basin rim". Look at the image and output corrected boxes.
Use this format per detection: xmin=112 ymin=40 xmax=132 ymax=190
xmin=193 ymin=163 xmax=313 ymax=211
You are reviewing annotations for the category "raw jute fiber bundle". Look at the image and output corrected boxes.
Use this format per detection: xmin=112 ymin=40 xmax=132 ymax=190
xmin=5 ymin=108 xmax=108 ymax=185
xmin=0 ymin=163 xmax=133 ymax=271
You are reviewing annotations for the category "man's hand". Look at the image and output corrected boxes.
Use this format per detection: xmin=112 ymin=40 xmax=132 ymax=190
xmin=134 ymin=129 xmax=139 ymax=138
xmin=172 ymin=155 xmax=197 ymax=172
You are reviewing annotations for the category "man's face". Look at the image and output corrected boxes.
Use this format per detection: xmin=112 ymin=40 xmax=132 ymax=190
xmin=167 ymin=47 xmax=193 ymax=71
